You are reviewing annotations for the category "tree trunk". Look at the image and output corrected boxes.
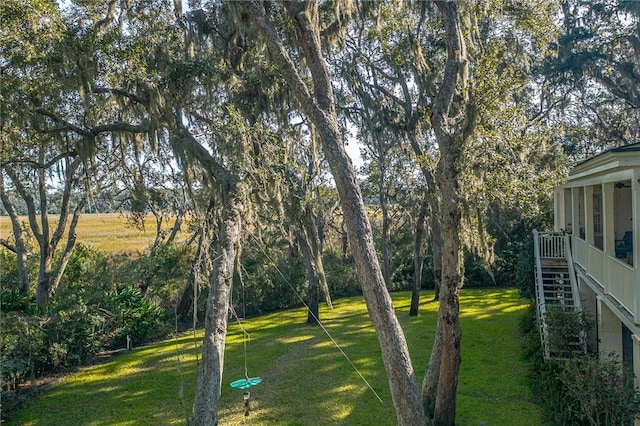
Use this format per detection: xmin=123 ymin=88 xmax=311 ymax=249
xmin=0 ymin=173 xmax=30 ymax=293
xmin=192 ymin=181 xmax=246 ymax=426
xmin=298 ymin=229 xmax=320 ymax=325
xmin=422 ymin=318 xmax=443 ymax=418
xmin=431 ymin=217 xmax=443 ymax=302
xmin=409 ymin=197 xmax=429 ymax=316
xmin=50 ymin=198 xmax=86 ymax=298
xmin=246 ymin=2 xmax=425 ymax=424
xmin=340 ymin=218 xmax=349 ymax=257
xmin=380 ymin=188 xmax=392 ymax=288
xmin=305 ymin=208 xmax=332 ymax=308
xmin=428 ymin=3 xmax=469 ymax=424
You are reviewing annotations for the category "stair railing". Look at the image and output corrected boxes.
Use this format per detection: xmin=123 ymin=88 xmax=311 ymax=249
xmin=533 ymin=230 xmax=550 ymax=358
xmin=564 ymin=233 xmax=586 ymax=354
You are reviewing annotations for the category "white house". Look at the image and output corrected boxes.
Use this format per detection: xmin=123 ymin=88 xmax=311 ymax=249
xmin=552 ymin=142 xmax=640 ymax=382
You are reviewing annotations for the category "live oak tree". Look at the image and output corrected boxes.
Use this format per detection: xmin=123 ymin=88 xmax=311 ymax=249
xmin=546 ymin=0 xmax=640 ymax=155
xmin=337 ymin=3 xmax=445 ymax=308
xmin=1 ymin=0 xmax=96 ymax=308
xmin=244 ymin=1 xmax=562 ymax=424
xmin=242 ymin=1 xmax=428 ymax=423
xmin=1 ymin=0 xmax=567 ymax=424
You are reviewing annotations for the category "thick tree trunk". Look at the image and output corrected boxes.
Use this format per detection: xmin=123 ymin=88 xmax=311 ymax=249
xmin=409 ymin=197 xmax=429 ymax=316
xmin=192 ymin=181 xmax=246 ymax=426
xmin=36 ymin=254 xmax=52 ymax=309
xmin=433 ymin=159 xmax=463 ymax=425
xmin=246 ymin=2 xmax=425 ymax=424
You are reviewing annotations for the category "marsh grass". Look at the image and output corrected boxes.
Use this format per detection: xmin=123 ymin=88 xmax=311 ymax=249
xmin=8 ymin=288 xmax=540 ymax=425
xmin=0 ymin=213 xmax=184 ymax=254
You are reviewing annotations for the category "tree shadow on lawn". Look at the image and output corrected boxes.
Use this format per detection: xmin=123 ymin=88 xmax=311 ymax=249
xmin=9 ymin=288 xmax=537 ymax=425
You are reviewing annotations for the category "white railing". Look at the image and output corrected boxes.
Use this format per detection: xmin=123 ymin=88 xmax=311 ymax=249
xmin=608 ymin=258 xmax=635 ymax=315
xmin=587 ymin=246 xmax=605 ymax=284
xmin=573 ymin=238 xmax=588 ymax=270
xmin=564 ymin=234 xmax=583 ymax=315
xmin=533 ymin=230 xmax=586 ymax=358
xmin=533 ymin=230 xmax=550 ymax=358
xmin=564 ymin=234 xmax=586 ymax=355
xmin=538 ymin=233 xmax=566 ymax=258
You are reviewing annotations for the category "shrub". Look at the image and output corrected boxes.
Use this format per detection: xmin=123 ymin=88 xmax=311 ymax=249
xmin=42 ymin=307 xmax=105 ymax=368
xmin=104 ymin=284 xmax=169 ymax=347
xmin=559 ymin=353 xmax=640 ymax=425
xmin=521 ymin=303 xmax=640 ymax=425
xmin=515 ymin=234 xmax=535 ymax=299
xmin=236 ymin=251 xmax=307 ymax=317
xmin=323 ymin=252 xmax=360 ymax=298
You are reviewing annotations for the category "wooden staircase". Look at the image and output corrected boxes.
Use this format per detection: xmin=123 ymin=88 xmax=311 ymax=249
xmin=533 ymin=231 xmax=587 ymax=360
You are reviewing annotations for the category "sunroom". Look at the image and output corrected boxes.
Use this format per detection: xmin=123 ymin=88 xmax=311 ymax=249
xmin=554 ymin=146 xmax=639 ymax=315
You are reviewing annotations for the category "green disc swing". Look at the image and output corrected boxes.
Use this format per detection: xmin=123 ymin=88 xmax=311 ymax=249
xmin=229 ymin=303 xmax=261 ymax=416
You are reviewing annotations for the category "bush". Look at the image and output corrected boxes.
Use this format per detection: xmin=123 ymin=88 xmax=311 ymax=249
xmin=559 ymin=353 xmax=640 ymax=425
xmin=514 ymin=234 xmax=535 ymax=299
xmin=0 ymin=243 xmax=179 ymax=411
xmin=42 ymin=307 xmax=105 ymax=368
xmin=521 ymin=303 xmax=640 ymax=424
xmin=0 ymin=313 xmax=46 ymax=392
xmin=323 ymin=252 xmax=360 ymax=298
xmin=104 ymin=284 xmax=169 ymax=347
xmin=235 ymin=251 xmax=307 ymax=317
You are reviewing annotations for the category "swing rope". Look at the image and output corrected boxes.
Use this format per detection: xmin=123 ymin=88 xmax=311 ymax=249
xmin=249 ymin=232 xmax=384 ymax=404
xmin=229 ymin=305 xmax=251 ymax=380
xmin=230 ymin=256 xmax=262 ymax=391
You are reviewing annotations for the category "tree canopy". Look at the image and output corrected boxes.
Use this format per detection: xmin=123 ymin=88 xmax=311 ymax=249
xmin=1 ymin=0 xmax=635 ymax=424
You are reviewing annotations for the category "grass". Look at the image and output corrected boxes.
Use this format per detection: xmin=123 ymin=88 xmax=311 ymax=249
xmin=7 ymin=288 xmax=540 ymax=425
xmin=0 ymin=213 xmax=183 ymax=254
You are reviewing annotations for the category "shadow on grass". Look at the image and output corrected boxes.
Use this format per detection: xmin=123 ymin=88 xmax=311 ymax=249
xmin=8 ymin=288 xmax=539 ymax=425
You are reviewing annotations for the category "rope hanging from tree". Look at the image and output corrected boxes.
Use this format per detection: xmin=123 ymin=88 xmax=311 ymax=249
xmin=229 ymin=285 xmax=261 ymax=416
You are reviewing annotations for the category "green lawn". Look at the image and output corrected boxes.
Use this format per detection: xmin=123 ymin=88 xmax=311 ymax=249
xmin=8 ymin=288 xmax=540 ymax=425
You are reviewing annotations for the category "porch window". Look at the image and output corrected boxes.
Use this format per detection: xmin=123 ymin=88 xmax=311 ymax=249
xmin=613 ymin=181 xmax=633 ymax=266
xmin=592 ymin=189 xmax=603 ymax=250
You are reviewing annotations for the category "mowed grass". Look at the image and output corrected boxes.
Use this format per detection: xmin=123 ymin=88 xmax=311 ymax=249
xmin=8 ymin=288 xmax=540 ymax=425
xmin=0 ymin=213 xmax=183 ymax=254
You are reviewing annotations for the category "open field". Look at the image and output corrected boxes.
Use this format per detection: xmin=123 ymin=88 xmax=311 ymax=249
xmin=8 ymin=288 xmax=540 ymax=425
xmin=0 ymin=213 xmax=186 ymax=254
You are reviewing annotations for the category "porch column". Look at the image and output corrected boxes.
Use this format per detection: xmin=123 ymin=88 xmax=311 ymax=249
xmin=633 ymin=334 xmax=640 ymax=392
xmin=603 ymin=182 xmax=615 ymax=258
xmin=572 ymin=187 xmax=580 ymax=237
xmin=585 ymin=185 xmax=594 ymax=246
xmin=554 ymin=188 xmax=563 ymax=232
xmin=633 ymin=172 xmax=639 ymax=307
xmin=633 ymin=172 xmax=639 ymax=267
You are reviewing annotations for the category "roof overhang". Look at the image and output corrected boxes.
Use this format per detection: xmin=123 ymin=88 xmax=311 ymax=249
xmin=561 ymin=143 xmax=640 ymax=187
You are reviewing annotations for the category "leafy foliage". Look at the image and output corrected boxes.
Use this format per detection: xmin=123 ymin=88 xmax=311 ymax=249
xmin=521 ymin=305 xmax=640 ymax=425
xmin=0 ymin=243 xmax=188 ymax=410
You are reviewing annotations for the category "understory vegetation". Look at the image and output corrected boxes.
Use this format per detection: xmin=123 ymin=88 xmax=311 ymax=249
xmin=1 ymin=211 xmax=534 ymax=421
xmin=521 ymin=304 xmax=640 ymax=424
xmin=7 ymin=289 xmax=540 ymax=426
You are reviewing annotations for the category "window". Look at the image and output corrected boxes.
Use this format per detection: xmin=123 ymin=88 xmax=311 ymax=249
xmin=593 ymin=190 xmax=603 ymax=250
